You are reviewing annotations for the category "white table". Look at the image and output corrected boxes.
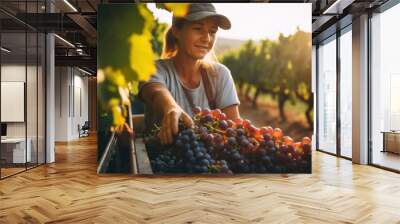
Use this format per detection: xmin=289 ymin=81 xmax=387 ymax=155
xmin=1 ymin=138 xmax=31 ymax=163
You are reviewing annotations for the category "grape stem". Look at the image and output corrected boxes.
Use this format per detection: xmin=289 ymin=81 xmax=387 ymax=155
xmin=204 ymin=123 xmax=224 ymax=135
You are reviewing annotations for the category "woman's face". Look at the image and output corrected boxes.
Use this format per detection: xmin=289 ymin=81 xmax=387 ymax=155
xmin=174 ymin=17 xmax=219 ymax=60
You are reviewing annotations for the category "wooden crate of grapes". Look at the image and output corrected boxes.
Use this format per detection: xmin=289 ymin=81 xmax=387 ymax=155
xmin=132 ymin=107 xmax=312 ymax=175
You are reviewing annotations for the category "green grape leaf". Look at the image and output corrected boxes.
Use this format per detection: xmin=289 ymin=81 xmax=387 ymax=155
xmin=97 ymin=4 xmax=143 ymax=71
xmin=155 ymin=3 xmax=165 ymax=9
xmin=138 ymin=4 xmax=154 ymax=31
xmin=105 ymin=67 xmax=127 ymax=87
xmin=129 ymin=4 xmax=156 ymax=81
xmin=130 ymin=33 xmax=156 ymax=81
xmin=109 ymin=98 xmax=125 ymax=126
xmin=128 ymin=80 xmax=139 ymax=96
xmin=163 ymin=3 xmax=189 ymax=17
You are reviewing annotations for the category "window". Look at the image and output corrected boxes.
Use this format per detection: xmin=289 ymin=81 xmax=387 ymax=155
xmin=317 ymin=35 xmax=337 ymax=154
xmin=370 ymin=3 xmax=400 ymax=171
xmin=339 ymin=27 xmax=352 ymax=158
xmin=0 ymin=2 xmax=46 ymax=179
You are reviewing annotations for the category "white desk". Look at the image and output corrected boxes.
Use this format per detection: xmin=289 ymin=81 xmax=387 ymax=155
xmin=1 ymin=138 xmax=31 ymax=163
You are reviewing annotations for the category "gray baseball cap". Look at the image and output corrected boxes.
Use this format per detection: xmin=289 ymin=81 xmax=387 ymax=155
xmin=173 ymin=3 xmax=231 ymax=30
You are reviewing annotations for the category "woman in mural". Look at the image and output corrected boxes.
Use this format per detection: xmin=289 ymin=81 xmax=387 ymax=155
xmin=139 ymin=3 xmax=240 ymax=145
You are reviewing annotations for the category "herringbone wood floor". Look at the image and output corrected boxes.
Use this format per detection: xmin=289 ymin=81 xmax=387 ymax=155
xmin=1 ymin=135 xmax=400 ymax=224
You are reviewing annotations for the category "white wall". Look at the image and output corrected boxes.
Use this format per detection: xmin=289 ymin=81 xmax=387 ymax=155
xmin=0 ymin=65 xmax=37 ymax=138
xmin=71 ymin=73 xmax=89 ymax=138
xmin=1 ymin=65 xmax=26 ymax=139
xmin=1 ymin=63 xmax=46 ymax=164
xmin=55 ymin=67 xmax=69 ymax=141
xmin=55 ymin=67 xmax=89 ymax=141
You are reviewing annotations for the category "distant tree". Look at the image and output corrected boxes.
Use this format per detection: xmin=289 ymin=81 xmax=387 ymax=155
xmin=238 ymin=40 xmax=258 ymax=100
xmin=220 ymin=30 xmax=312 ymax=125
xmin=286 ymin=29 xmax=313 ymax=128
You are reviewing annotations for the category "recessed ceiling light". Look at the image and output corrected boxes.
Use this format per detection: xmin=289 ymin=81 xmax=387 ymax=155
xmin=63 ymin=0 xmax=78 ymax=12
xmin=1 ymin=47 xmax=11 ymax=53
xmin=54 ymin=34 xmax=75 ymax=48
xmin=78 ymin=67 xmax=92 ymax=76
xmin=323 ymin=0 xmax=355 ymax=15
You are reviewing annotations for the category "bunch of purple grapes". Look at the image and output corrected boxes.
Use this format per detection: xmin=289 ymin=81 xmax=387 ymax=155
xmin=174 ymin=129 xmax=232 ymax=174
xmin=150 ymin=150 xmax=179 ymax=173
xmin=145 ymin=107 xmax=311 ymax=174
xmin=145 ymin=126 xmax=231 ymax=174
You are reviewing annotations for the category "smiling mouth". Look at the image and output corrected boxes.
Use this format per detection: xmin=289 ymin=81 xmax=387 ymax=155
xmin=196 ymin=46 xmax=209 ymax=51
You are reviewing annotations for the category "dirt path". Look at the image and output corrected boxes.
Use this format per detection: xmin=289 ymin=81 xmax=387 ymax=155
xmin=238 ymin=96 xmax=312 ymax=142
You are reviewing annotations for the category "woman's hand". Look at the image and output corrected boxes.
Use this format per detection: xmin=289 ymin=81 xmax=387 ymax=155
xmin=139 ymin=83 xmax=193 ymax=144
xmin=158 ymin=105 xmax=194 ymax=145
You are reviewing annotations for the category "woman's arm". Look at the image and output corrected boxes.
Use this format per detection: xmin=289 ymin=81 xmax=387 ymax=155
xmin=213 ymin=64 xmax=241 ymax=120
xmin=140 ymin=83 xmax=193 ymax=145
xmin=222 ymin=104 xmax=240 ymax=120
xmin=140 ymin=83 xmax=176 ymax=115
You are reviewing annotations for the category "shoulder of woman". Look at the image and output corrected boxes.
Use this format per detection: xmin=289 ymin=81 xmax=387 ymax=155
xmin=211 ymin=62 xmax=232 ymax=81
xmin=154 ymin=58 xmax=175 ymax=77
xmin=208 ymin=62 xmax=231 ymax=75
xmin=155 ymin=58 xmax=170 ymax=70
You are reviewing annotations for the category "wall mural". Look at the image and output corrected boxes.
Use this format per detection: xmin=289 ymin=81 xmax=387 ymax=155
xmin=97 ymin=3 xmax=313 ymax=175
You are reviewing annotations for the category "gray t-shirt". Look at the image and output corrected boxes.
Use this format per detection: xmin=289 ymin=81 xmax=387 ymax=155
xmin=139 ymin=58 xmax=240 ymax=130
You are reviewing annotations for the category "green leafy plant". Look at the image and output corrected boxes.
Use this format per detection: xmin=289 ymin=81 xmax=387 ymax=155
xmin=97 ymin=3 xmax=189 ymax=131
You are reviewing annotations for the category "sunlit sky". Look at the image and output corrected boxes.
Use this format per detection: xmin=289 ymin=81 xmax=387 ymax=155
xmin=147 ymin=3 xmax=311 ymax=41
